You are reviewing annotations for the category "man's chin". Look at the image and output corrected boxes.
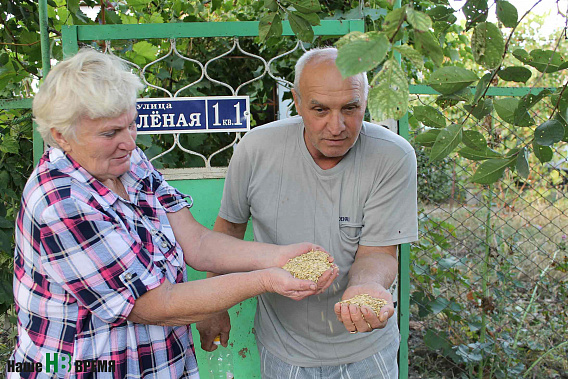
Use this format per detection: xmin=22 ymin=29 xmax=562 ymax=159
xmin=320 ymin=148 xmax=350 ymax=159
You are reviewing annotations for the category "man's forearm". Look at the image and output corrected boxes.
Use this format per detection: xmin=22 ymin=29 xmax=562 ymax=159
xmin=348 ymin=245 xmax=398 ymax=290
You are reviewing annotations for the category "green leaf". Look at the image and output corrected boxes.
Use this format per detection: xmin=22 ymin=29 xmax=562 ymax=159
xmin=463 ymin=98 xmax=493 ymax=120
xmin=513 ymin=49 xmax=568 ymax=73
xmin=132 ymin=41 xmax=159 ymax=62
xmin=104 ymin=9 xmax=123 ymax=24
xmin=382 ymin=6 xmax=407 ymax=40
xmin=429 ymin=296 xmax=450 ymax=314
xmin=413 ymin=105 xmax=446 ymax=128
xmin=335 ymin=32 xmax=390 ymax=78
xmin=0 ymin=135 xmax=19 ymax=154
xmin=463 ymin=130 xmax=487 ymax=150
xmin=393 ymin=45 xmax=424 ymax=70
xmin=259 ymin=12 xmax=282 ymax=42
xmin=368 ymin=58 xmax=409 ymax=121
xmin=414 ymin=30 xmax=444 ymax=67
xmin=493 ymin=98 xmax=534 ymax=127
xmin=472 ymin=22 xmax=504 ymax=69
xmin=136 ymin=134 xmax=153 ymax=149
xmin=472 ymin=73 xmax=492 ymax=104
xmin=264 ymin=0 xmax=278 ymax=12
xmin=428 ymin=67 xmax=479 ymax=95
xmin=436 ymin=87 xmax=473 ymax=108
xmin=424 ymin=329 xmax=452 ymax=351
xmin=553 ymin=112 xmax=568 ymax=142
xmin=0 ymin=216 xmax=13 ymax=229
xmin=534 ymin=120 xmax=565 ymax=146
xmin=211 ymin=0 xmax=222 ymax=11
xmin=458 ymin=146 xmax=502 ymax=160
xmin=288 ymin=0 xmax=321 ymax=13
xmin=415 ymin=129 xmax=441 ymax=147
xmin=406 ymin=8 xmax=432 ymax=32
xmin=496 ymin=0 xmax=518 ymax=27
xmin=429 ymin=123 xmax=463 ymax=162
xmin=533 ymin=142 xmax=553 ymax=163
xmin=67 ymin=0 xmax=79 ymax=13
xmin=439 ymin=256 xmax=463 ymax=269
xmin=513 ymin=90 xmax=552 ymax=125
xmin=294 ymin=11 xmax=320 ymax=26
xmin=335 ymin=31 xmax=365 ymax=49
xmin=289 ymin=12 xmax=314 ymax=42
xmin=148 ymin=13 xmax=164 ymax=24
xmin=497 ymin=66 xmax=532 ymax=83
xmin=0 ymin=229 xmax=10 ymax=253
xmin=516 ymin=147 xmax=529 ymax=179
xmin=427 ymin=6 xmax=456 ymax=22
xmin=471 ymin=157 xmax=515 ymax=184
xmin=463 ymin=0 xmax=488 ymax=29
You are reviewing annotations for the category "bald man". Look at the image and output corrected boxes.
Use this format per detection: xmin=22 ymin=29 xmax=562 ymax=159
xmin=197 ymin=47 xmax=418 ymax=379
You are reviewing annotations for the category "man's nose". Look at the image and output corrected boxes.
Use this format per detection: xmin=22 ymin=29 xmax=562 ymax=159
xmin=327 ymin=111 xmax=346 ymax=136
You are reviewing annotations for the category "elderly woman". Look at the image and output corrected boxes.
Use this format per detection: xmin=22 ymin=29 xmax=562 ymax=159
xmin=9 ymin=49 xmax=337 ymax=378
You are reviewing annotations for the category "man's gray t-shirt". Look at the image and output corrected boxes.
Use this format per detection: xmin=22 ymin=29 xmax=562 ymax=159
xmin=219 ymin=116 xmax=418 ymax=367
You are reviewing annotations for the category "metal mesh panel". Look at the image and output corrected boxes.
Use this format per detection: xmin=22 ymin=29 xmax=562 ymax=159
xmin=97 ymin=36 xmax=306 ymax=177
xmin=407 ymin=93 xmax=568 ymax=378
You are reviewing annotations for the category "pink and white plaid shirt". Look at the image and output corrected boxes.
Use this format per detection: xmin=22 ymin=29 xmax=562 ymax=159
xmin=9 ymin=147 xmax=199 ymax=378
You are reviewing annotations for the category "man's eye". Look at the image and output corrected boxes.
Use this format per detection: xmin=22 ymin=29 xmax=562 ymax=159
xmin=102 ymin=130 xmax=117 ymax=137
xmin=129 ymin=121 xmax=137 ymax=129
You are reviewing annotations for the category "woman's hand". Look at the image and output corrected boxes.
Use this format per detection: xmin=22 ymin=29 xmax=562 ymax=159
xmin=261 ymin=267 xmax=333 ymax=301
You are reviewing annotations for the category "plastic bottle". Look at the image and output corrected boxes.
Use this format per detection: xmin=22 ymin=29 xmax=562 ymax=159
xmin=208 ymin=335 xmax=235 ymax=379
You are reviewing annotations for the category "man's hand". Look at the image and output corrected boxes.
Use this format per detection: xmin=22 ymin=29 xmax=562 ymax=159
xmin=333 ymin=284 xmax=395 ymax=333
xmin=196 ymin=311 xmax=232 ymax=352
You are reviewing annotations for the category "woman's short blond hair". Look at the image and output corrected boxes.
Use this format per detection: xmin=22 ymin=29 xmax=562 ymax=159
xmin=33 ymin=48 xmax=144 ymax=148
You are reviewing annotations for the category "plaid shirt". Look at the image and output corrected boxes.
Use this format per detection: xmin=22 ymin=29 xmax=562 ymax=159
xmin=9 ymin=147 xmax=199 ymax=379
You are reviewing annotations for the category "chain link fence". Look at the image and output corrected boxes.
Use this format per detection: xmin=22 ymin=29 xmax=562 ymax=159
xmin=408 ymin=91 xmax=568 ymax=378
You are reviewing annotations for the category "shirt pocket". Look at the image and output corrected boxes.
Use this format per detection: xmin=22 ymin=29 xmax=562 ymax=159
xmin=339 ymin=221 xmax=363 ymax=244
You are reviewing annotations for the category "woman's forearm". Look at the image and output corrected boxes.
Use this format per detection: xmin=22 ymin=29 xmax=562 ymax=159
xmin=127 ymin=270 xmax=267 ymax=326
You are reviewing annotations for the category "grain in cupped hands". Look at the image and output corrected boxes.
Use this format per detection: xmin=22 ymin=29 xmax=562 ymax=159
xmin=339 ymin=294 xmax=388 ymax=316
xmin=282 ymin=250 xmax=332 ymax=283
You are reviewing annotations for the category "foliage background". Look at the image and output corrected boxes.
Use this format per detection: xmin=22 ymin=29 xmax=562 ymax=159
xmin=1 ymin=0 xmax=567 ymax=377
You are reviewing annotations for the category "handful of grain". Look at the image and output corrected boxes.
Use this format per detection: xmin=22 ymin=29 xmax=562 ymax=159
xmin=282 ymin=250 xmax=332 ymax=283
xmin=339 ymin=294 xmax=388 ymax=316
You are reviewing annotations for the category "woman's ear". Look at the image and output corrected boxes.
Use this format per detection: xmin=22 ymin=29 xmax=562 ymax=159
xmin=50 ymin=128 xmax=72 ymax=152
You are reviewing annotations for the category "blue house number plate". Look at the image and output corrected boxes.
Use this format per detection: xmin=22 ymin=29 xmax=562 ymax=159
xmin=136 ymin=96 xmax=250 ymax=134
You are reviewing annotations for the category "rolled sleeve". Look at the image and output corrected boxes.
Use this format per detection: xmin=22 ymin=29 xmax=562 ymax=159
xmin=40 ymin=197 xmax=165 ymax=325
xmin=151 ymin=172 xmax=193 ymax=212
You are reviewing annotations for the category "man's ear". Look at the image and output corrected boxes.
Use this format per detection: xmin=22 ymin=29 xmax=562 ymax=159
xmin=291 ymin=89 xmax=302 ymax=116
xmin=50 ymin=128 xmax=72 ymax=152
